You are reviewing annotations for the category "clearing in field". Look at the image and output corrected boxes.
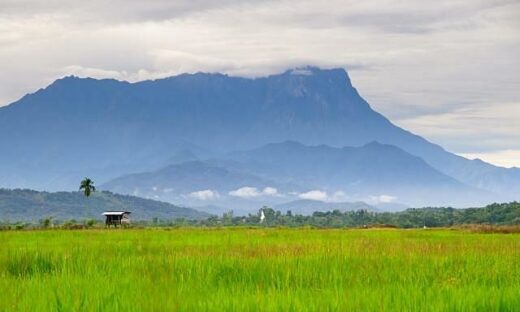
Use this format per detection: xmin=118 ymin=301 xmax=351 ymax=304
xmin=1 ymin=228 xmax=519 ymax=311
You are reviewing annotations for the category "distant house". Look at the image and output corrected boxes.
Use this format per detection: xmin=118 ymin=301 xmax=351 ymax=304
xmin=103 ymin=211 xmax=131 ymax=227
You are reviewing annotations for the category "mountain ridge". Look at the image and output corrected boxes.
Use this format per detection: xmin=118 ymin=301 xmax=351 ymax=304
xmin=101 ymin=141 xmax=492 ymax=208
xmin=0 ymin=66 xmax=518 ymax=205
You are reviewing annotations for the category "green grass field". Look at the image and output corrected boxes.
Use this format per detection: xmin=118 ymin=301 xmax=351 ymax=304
xmin=1 ymin=228 xmax=519 ymax=311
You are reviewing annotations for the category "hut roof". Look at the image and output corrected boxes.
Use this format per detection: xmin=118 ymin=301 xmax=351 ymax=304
xmin=102 ymin=211 xmax=131 ymax=216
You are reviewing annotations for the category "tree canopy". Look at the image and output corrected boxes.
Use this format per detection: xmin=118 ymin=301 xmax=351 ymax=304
xmin=79 ymin=178 xmax=96 ymax=197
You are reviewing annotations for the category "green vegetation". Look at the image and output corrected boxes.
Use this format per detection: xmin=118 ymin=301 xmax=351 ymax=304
xmin=0 ymin=189 xmax=209 ymax=221
xmin=151 ymin=202 xmax=520 ymax=228
xmin=0 ymin=228 xmax=519 ymax=311
xmin=2 ymin=188 xmax=520 ymax=229
xmin=79 ymin=178 xmax=96 ymax=197
xmin=256 ymin=202 xmax=520 ymax=227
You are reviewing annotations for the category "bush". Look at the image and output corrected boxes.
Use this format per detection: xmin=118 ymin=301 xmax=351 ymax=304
xmin=5 ymin=253 xmax=59 ymax=278
xmin=40 ymin=217 xmax=52 ymax=229
xmin=14 ymin=223 xmax=27 ymax=230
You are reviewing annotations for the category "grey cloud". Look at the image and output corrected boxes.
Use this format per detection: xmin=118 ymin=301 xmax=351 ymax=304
xmin=0 ymin=0 xmax=271 ymax=24
xmin=0 ymin=0 xmax=519 ymax=165
xmin=236 ymin=0 xmax=519 ymax=34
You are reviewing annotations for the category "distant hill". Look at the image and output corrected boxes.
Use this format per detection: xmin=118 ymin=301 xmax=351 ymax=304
xmin=224 ymin=141 xmax=491 ymax=206
xmin=0 ymin=189 xmax=209 ymax=221
xmin=101 ymin=141 xmax=494 ymax=209
xmin=374 ymin=202 xmax=409 ymax=212
xmin=101 ymin=160 xmax=297 ymax=197
xmin=102 ymin=161 xmax=278 ymax=195
xmin=275 ymin=199 xmax=375 ymax=215
xmin=192 ymin=204 xmax=231 ymax=216
xmin=101 ymin=160 xmax=304 ymax=214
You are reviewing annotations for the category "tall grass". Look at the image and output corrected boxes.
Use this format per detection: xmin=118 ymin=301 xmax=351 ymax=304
xmin=0 ymin=228 xmax=519 ymax=311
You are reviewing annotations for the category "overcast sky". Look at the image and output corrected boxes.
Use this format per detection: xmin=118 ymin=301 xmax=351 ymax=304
xmin=1 ymin=0 xmax=519 ymax=166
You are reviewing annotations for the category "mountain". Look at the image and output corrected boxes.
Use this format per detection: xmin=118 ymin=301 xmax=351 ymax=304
xmin=102 ymin=141 xmax=491 ymax=208
xmin=192 ymin=204 xmax=231 ymax=216
xmin=226 ymin=141 xmax=471 ymax=193
xmin=226 ymin=141 xmax=494 ymax=206
xmin=0 ymin=66 xmax=518 ymax=204
xmin=100 ymin=161 xmax=298 ymax=212
xmin=101 ymin=160 xmax=287 ymax=196
xmin=274 ymin=199 xmax=375 ymax=215
xmin=0 ymin=188 xmax=210 ymax=221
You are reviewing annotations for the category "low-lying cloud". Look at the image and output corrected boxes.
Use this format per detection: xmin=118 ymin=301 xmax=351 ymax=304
xmin=298 ymin=190 xmax=328 ymax=201
xmin=369 ymin=194 xmax=398 ymax=204
xmin=298 ymin=190 xmax=349 ymax=202
xmin=188 ymin=189 xmax=220 ymax=200
xmin=229 ymin=186 xmax=281 ymax=198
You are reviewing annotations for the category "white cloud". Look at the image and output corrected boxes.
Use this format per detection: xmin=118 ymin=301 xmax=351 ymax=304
xmin=298 ymin=190 xmax=350 ymax=202
xmin=229 ymin=186 xmax=281 ymax=198
xmin=229 ymin=187 xmax=261 ymax=198
xmin=330 ymin=191 xmax=349 ymax=202
xmin=369 ymin=194 xmax=398 ymax=204
xmin=298 ymin=190 xmax=328 ymax=201
xmin=188 ymin=189 xmax=220 ymax=200
xmin=262 ymin=187 xmax=281 ymax=196
xmin=459 ymin=149 xmax=520 ymax=169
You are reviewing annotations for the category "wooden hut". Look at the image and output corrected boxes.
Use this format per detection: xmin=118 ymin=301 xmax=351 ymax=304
xmin=103 ymin=211 xmax=131 ymax=227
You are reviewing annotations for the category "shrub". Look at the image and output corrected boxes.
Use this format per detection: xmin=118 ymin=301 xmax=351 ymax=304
xmin=4 ymin=253 xmax=59 ymax=278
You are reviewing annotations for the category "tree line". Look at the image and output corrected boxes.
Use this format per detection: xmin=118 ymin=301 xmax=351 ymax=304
xmin=2 ymin=200 xmax=520 ymax=229
xmin=137 ymin=202 xmax=520 ymax=228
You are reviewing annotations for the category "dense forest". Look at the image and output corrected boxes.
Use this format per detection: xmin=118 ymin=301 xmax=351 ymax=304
xmin=156 ymin=202 xmax=520 ymax=228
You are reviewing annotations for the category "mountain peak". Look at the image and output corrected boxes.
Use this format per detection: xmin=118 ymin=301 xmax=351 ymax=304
xmin=60 ymin=74 xmax=80 ymax=80
xmin=52 ymin=75 xmax=96 ymax=85
xmin=275 ymin=66 xmax=353 ymax=88
xmin=48 ymin=75 xmax=128 ymax=88
xmin=43 ymin=66 xmax=352 ymax=91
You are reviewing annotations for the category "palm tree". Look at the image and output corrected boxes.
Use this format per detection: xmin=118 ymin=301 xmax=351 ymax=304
xmin=79 ymin=178 xmax=96 ymax=197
